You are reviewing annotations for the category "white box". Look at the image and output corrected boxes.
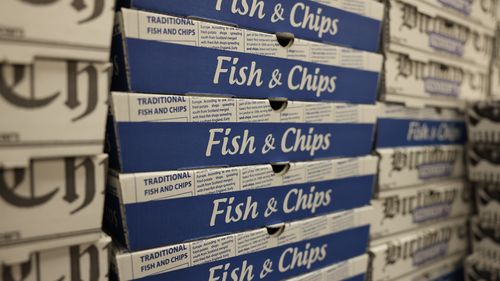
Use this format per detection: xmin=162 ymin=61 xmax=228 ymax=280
xmin=0 ymin=0 xmax=114 ymax=63
xmin=285 ymin=254 xmax=368 ymax=281
xmin=377 ymin=145 xmax=464 ymax=191
xmin=465 ymin=253 xmax=500 ymax=281
xmin=386 ymin=0 xmax=494 ymax=67
xmin=383 ymin=44 xmax=489 ymax=108
xmin=491 ymin=26 xmax=500 ymax=100
xmin=474 ymin=181 xmax=500 ymax=217
xmin=468 ymin=143 xmax=500 ymax=183
xmin=0 ymin=155 xmax=107 ymax=263
xmin=0 ymin=59 xmax=110 ymax=168
xmin=471 ymin=215 xmax=500 ymax=260
xmin=371 ymin=180 xmax=471 ymax=239
xmin=397 ymin=251 xmax=465 ymax=281
xmin=491 ymin=60 xmax=500 ymax=99
xmin=0 ymin=234 xmax=111 ymax=281
xmin=466 ymin=101 xmax=500 ymax=143
xmin=369 ymin=217 xmax=469 ymax=281
xmin=112 ymin=206 xmax=373 ymax=281
xmin=419 ymin=0 xmax=497 ymax=30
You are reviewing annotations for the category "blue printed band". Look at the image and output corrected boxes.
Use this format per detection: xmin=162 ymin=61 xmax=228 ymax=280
xmin=135 ymin=226 xmax=369 ymax=281
xmin=376 ymin=119 xmax=466 ymax=148
xmin=121 ymin=0 xmax=382 ymax=51
xmin=120 ymin=39 xmax=379 ymax=104
xmin=112 ymin=122 xmax=375 ymax=173
xmin=122 ymin=175 xmax=373 ymax=250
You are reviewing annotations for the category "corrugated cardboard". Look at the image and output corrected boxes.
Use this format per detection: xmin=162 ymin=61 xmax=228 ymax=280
xmin=0 ymin=59 xmax=110 ymax=168
xmin=382 ymin=44 xmax=489 ymax=108
xmin=111 ymin=206 xmax=373 ymax=281
xmin=0 ymin=155 xmax=107 ymax=263
xmin=385 ymin=0 xmax=494 ymax=67
xmin=286 ymin=254 xmax=368 ymax=281
xmin=104 ymin=156 xmax=377 ymax=250
xmin=0 ymin=0 xmax=114 ymax=63
xmin=114 ymin=0 xmax=384 ymax=51
xmin=111 ymin=8 xmax=382 ymax=104
xmin=0 ymin=234 xmax=111 ymax=281
xmin=107 ymin=92 xmax=377 ymax=173
xmin=369 ymin=217 xmax=469 ymax=281
xmin=371 ymin=180 xmax=471 ymax=239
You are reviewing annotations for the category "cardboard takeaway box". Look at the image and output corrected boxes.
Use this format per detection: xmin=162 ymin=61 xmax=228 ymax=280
xmin=492 ymin=29 xmax=500 ymax=100
xmin=491 ymin=60 xmax=500 ymax=100
xmin=382 ymin=44 xmax=489 ymax=109
xmin=397 ymin=251 xmax=465 ymax=281
xmin=0 ymin=234 xmax=111 ymax=281
xmin=111 ymin=8 xmax=382 ymax=104
xmin=105 ymin=155 xmax=377 ymax=250
xmin=0 ymin=155 xmax=107 ymax=263
xmin=115 ymin=0 xmax=384 ymax=52
xmin=465 ymin=253 xmax=500 ymax=281
xmin=0 ymin=59 xmax=110 ymax=168
xmin=375 ymin=102 xmax=466 ymax=192
xmin=468 ymin=143 xmax=500 ymax=183
xmin=385 ymin=0 xmax=494 ymax=67
xmin=419 ymin=0 xmax=497 ymax=30
xmin=286 ymin=254 xmax=368 ymax=281
xmin=466 ymin=100 xmax=500 ymax=144
xmin=471 ymin=215 xmax=500 ymax=260
xmin=107 ymin=92 xmax=377 ymax=173
xmin=370 ymin=179 xmax=471 ymax=239
xmin=0 ymin=0 xmax=114 ymax=63
xmin=110 ymin=206 xmax=373 ymax=281
xmin=369 ymin=216 xmax=469 ymax=281
xmin=473 ymin=181 xmax=500 ymax=217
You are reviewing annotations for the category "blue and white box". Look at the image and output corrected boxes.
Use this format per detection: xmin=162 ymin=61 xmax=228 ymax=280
xmin=0 ymin=0 xmax=114 ymax=63
xmin=369 ymin=217 xmax=469 ymax=281
xmin=111 ymin=206 xmax=373 ymax=281
xmin=111 ymin=9 xmax=383 ymax=104
xmin=115 ymin=0 xmax=384 ymax=52
xmin=382 ymin=44 xmax=489 ymax=108
xmin=386 ymin=0 xmax=494 ymax=67
xmin=376 ymin=103 xmax=466 ymax=191
xmin=420 ymin=0 xmax=497 ymax=30
xmin=0 ymin=155 xmax=108 ymax=263
xmin=0 ymin=59 xmax=110 ymax=168
xmin=0 ymin=234 xmax=111 ymax=281
xmin=105 ymin=156 xmax=377 ymax=250
xmin=107 ymin=92 xmax=377 ymax=173
xmin=468 ymin=143 xmax=500 ymax=183
xmin=285 ymin=254 xmax=368 ymax=281
xmin=370 ymin=179 xmax=471 ymax=239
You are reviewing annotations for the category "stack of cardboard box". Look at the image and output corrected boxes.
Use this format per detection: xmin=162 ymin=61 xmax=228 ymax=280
xmin=368 ymin=0 xmax=498 ymax=280
xmin=464 ymin=99 xmax=500 ymax=280
xmin=0 ymin=0 xmax=114 ymax=280
xmin=104 ymin=1 xmax=385 ymax=280
xmin=369 ymin=103 xmax=469 ymax=281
